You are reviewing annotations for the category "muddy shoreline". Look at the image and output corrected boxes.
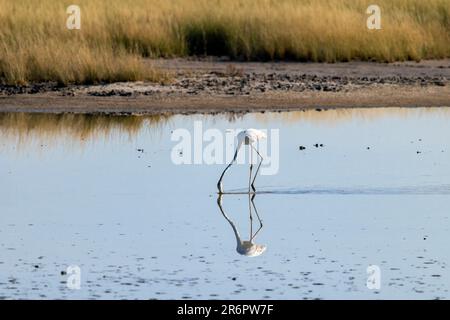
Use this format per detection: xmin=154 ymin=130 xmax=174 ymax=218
xmin=1 ymin=59 xmax=449 ymax=115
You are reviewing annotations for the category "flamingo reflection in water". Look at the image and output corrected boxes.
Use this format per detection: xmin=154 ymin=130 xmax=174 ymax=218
xmin=217 ymin=194 xmax=266 ymax=257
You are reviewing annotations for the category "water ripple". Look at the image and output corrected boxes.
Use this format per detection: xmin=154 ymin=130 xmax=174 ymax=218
xmin=227 ymin=184 xmax=450 ymax=195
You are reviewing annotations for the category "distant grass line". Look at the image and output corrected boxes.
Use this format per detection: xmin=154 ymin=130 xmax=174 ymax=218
xmin=0 ymin=0 xmax=449 ymax=85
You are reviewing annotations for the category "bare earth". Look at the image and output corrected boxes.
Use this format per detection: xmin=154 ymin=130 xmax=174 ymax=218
xmin=1 ymin=59 xmax=449 ymax=115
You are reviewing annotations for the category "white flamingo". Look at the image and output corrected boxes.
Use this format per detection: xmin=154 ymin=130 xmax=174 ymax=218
xmin=217 ymin=194 xmax=266 ymax=257
xmin=217 ymin=129 xmax=266 ymax=194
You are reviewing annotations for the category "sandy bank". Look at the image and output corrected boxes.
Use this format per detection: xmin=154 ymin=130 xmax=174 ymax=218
xmin=1 ymin=59 xmax=449 ymax=115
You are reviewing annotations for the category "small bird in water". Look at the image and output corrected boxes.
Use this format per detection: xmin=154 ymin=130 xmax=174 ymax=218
xmin=217 ymin=129 xmax=266 ymax=194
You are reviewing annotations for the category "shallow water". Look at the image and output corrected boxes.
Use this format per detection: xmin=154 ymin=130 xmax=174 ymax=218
xmin=1 ymin=108 xmax=450 ymax=299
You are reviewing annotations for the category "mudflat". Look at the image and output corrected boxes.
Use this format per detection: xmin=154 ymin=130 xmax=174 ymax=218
xmin=1 ymin=59 xmax=449 ymax=115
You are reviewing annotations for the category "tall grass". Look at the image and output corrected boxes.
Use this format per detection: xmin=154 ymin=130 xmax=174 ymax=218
xmin=1 ymin=0 xmax=449 ymax=85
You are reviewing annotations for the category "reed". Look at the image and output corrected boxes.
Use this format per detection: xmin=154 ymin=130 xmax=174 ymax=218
xmin=1 ymin=0 xmax=449 ymax=85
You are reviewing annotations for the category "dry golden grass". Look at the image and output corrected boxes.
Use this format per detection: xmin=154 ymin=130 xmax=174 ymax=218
xmin=0 ymin=0 xmax=449 ymax=85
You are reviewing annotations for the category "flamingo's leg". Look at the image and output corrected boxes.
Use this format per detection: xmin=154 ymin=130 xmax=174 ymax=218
xmin=248 ymin=146 xmax=254 ymax=193
xmin=250 ymin=145 xmax=264 ymax=192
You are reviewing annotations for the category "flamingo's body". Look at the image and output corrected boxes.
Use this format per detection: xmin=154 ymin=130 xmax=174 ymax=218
xmin=217 ymin=129 xmax=266 ymax=194
xmin=237 ymin=129 xmax=267 ymax=148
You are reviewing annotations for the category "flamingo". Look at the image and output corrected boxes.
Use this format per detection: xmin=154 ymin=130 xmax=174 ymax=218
xmin=217 ymin=129 xmax=266 ymax=194
xmin=217 ymin=194 xmax=266 ymax=257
